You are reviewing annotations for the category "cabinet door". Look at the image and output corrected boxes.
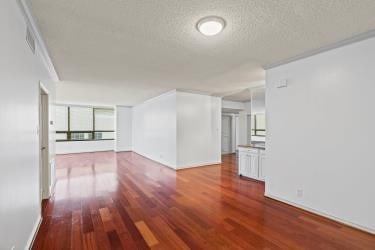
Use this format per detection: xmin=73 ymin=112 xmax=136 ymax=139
xmin=243 ymin=155 xmax=251 ymax=178
xmin=238 ymin=153 xmax=247 ymax=176
xmin=258 ymin=152 xmax=266 ymax=181
xmin=248 ymin=152 xmax=259 ymax=179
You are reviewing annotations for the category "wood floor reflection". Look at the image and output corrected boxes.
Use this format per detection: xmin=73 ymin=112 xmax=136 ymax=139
xmin=32 ymin=152 xmax=375 ymax=249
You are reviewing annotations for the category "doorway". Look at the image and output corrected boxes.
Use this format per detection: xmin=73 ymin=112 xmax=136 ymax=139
xmin=222 ymin=115 xmax=232 ymax=154
xmin=39 ymin=83 xmax=50 ymax=204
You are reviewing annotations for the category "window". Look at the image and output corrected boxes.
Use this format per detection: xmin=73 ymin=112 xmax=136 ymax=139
xmin=251 ymin=113 xmax=266 ymax=137
xmin=55 ymin=105 xmax=115 ymax=141
xmin=70 ymin=106 xmax=93 ymax=131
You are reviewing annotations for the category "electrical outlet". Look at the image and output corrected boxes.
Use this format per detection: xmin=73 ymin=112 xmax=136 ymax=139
xmin=297 ymin=189 xmax=303 ymax=198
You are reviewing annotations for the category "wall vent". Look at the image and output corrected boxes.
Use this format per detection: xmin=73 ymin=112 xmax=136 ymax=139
xmin=26 ymin=27 xmax=35 ymax=54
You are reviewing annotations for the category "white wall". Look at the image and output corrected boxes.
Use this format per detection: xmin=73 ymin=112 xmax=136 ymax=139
xmin=132 ymin=90 xmax=221 ymax=169
xmin=56 ymin=140 xmax=114 ymax=154
xmin=266 ymin=37 xmax=375 ymax=233
xmin=115 ymin=106 xmax=133 ymax=152
xmin=234 ymin=115 xmax=240 ymax=150
xmin=177 ymin=92 xmax=221 ymax=168
xmin=251 ymin=88 xmax=265 ymax=113
xmin=0 ymin=1 xmax=55 ymax=249
xmin=132 ymin=90 xmax=177 ymax=168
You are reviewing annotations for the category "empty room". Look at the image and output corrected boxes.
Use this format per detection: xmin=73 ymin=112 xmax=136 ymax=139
xmin=1 ymin=0 xmax=375 ymax=249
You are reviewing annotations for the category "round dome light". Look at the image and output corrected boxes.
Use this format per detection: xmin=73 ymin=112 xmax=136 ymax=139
xmin=197 ymin=16 xmax=225 ymax=36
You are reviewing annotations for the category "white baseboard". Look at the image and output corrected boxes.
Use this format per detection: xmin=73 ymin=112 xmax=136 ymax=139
xmin=264 ymin=192 xmax=375 ymax=235
xmin=131 ymin=151 xmax=221 ymax=171
xmin=26 ymin=214 xmax=42 ymax=249
xmin=132 ymin=150 xmax=177 ymax=169
xmin=49 ymin=177 xmax=56 ymax=197
xmin=114 ymin=149 xmax=132 ymax=152
xmin=176 ymin=162 xmax=221 ymax=170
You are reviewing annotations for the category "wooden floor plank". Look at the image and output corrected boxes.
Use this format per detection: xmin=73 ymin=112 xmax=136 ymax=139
xmin=135 ymin=221 xmax=159 ymax=247
xmin=32 ymin=152 xmax=375 ymax=250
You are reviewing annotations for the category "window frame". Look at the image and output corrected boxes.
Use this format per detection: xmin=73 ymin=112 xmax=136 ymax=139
xmin=56 ymin=105 xmax=115 ymax=142
xmin=251 ymin=114 xmax=266 ymax=137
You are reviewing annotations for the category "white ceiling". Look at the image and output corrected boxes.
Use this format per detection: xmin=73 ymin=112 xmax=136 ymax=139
xmin=30 ymin=0 xmax=375 ymax=105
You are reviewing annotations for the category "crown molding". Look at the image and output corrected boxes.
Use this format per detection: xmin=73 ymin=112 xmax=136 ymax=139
xmin=16 ymin=0 xmax=59 ymax=82
xmin=263 ymin=29 xmax=375 ymax=70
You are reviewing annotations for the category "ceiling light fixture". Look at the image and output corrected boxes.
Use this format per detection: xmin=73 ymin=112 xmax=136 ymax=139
xmin=197 ymin=16 xmax=225 ymax=36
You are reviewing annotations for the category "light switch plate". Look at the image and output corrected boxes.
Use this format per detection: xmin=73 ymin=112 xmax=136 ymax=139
xmin=276 ymin=79 xmax=288 ymax=88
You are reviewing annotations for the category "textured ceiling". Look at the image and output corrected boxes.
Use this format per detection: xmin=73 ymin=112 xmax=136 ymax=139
xmin=30 ymin=0 xmax=375 ymax=105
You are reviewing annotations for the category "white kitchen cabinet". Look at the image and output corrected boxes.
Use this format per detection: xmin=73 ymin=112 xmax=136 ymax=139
xmin=238 ymin=153 xmax=248 ymax=177
xmin=238 ymin=147 xmax=265 ymax=181
xmin=258 ymin=150 xmax=266 ymax=181
xmin=248 ymin=151 xmax=259 ymax=179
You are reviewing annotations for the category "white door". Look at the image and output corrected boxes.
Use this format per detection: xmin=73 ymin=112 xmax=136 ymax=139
xmin=221 ymin=115 xmax=232 ymax=154
xmin=39 ymin=85 xmax=49 ymax=202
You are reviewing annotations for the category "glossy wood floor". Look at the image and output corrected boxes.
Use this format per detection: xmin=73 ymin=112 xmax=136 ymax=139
xmin=33 ymin=152 xmax=375 ymax=250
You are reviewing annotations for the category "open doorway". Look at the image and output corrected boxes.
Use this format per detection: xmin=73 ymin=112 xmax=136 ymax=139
xmin=39 ymin=83 xmax=50 ymax=205
xmin=221 ymin=115 xmax=232 ymax=154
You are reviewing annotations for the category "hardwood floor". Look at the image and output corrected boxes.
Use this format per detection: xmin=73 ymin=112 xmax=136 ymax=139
xmin=33 ymin=152 xmax=375 ymax=250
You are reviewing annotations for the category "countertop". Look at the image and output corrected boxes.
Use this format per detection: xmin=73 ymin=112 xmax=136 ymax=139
xmin=238 ymin=143 xmax=266 ymax=150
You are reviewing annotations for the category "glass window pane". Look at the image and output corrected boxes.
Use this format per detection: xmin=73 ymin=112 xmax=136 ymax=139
xmin=55 ymin=105 xmax=68 ymax=131
xmin=95 ymin=108 xmax=114 ymax=131
xmin=70 ymin=107 xmax=93 ymax=131
xmin=256 ymin=130 xmax=266 ymax=136
xmin=56 ymin=133 xmax=67 ymax=141
xmin=71 ymin=132 xmax=92 ymax=140
xmin=255 ymin=114 xmax=266 ymax=130
xmin=95 ymin=131 xmax=114 ymax=140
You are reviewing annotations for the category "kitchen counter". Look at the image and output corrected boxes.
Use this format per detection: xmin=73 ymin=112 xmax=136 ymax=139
xmin=238 ymin=143 xmax=265 ymax=150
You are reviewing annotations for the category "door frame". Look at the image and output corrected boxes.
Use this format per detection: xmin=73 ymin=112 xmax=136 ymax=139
xmin=39 ymin=82 xmax=50 ymax=203
xmin=221 ymin=114 xmax=233 ymax=154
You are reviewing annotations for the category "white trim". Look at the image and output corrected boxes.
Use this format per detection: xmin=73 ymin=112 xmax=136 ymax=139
xmin=49 ymin=177 xmax=56 ymax=197
xmin=138 ymin=89 xmax=177 ymax=105
xmin=16 ymin=0 xmax=59 ymax=81
xmin=176 ymin=88 xmax=212 ymax=96
xmin=132 ymin=150 xmax=177 ymax=169
xmin=56 ymin=150 xmax=114 ymax=155
xmin=137 ymin=89 xmax=223 ymax=107
xmin=264 ymin=192 xmax=375 ymax=235
xmin=176 ymin=162 xmax=221 ymax=170
xmin=263 ymin=29 xmax=375 ymax=70
xmin=115 ymin=105 xmax=133 ymax=108
xmin=26 ymin=214 xmax=42 ymax=249
xmin=39 ymin=82 xmax=49 ymax=95
xmin=115 ymin=149 xmax=132 ymax=153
